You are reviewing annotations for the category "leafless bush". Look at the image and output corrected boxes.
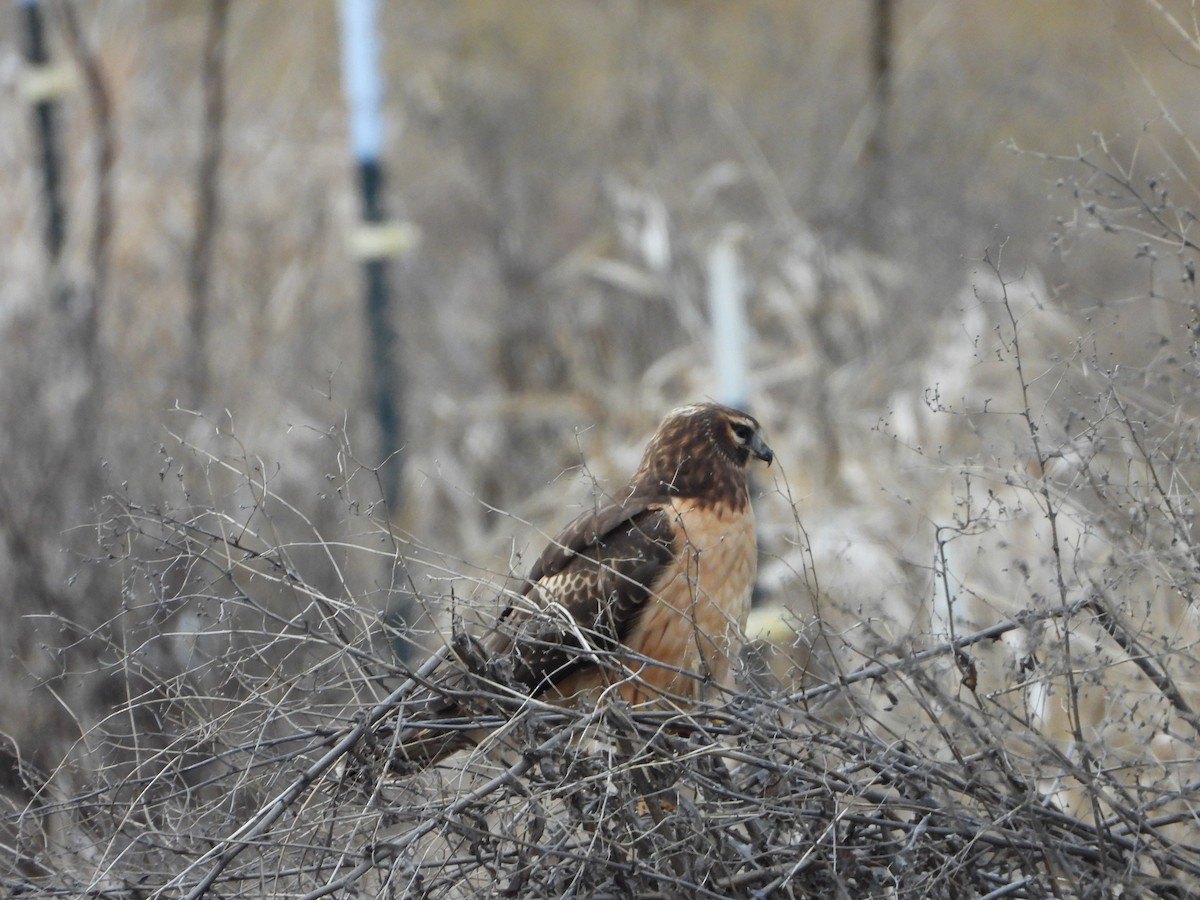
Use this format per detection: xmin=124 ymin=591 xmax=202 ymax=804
xmin=7 ymin=303 xmax=1200 ymax=898
xmin=7 ymin=5 xmax=1200 ymax=899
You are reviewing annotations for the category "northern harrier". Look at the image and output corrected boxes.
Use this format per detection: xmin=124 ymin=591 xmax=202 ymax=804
xmin=379 ymin=402 xmax=773 ymax=772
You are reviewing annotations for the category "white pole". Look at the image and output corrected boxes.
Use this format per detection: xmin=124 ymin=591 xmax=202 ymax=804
xmin=707 ymin=228 xmax=749 ymax=408
xmin=338 ymin=0 xmax=382 ymax=165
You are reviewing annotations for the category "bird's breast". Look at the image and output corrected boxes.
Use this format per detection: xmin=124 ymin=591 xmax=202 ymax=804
xmin=621 ymin=498 xmax=757 ymax=704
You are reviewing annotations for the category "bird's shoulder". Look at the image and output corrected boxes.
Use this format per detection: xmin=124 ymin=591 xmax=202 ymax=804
xmin=522 ymin=488 xmax=677 ymax=591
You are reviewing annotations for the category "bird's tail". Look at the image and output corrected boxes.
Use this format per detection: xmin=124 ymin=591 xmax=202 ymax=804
xmin=338 ymin=626 xmax=526 ymax=782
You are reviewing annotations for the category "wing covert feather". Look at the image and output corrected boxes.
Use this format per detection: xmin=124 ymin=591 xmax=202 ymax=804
xmin=495 ymin=498 xmax=677 ymax=692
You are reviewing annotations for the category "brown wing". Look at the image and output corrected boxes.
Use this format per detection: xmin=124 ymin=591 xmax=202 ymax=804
xmin=490 ymin=495 xmax=677 ymax=692
xmin=524 ymin=490 xmax=661 ymax=586
xmin=378 ymin=494 xmax=676 ymax=772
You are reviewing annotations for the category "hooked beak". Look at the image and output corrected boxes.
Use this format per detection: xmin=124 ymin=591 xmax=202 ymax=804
xmin=750 ymin=433 xmax=774 ymax=466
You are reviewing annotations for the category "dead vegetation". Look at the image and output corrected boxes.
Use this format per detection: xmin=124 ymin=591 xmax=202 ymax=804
xmin=5 ymin=2 xmax=1200 ymax=897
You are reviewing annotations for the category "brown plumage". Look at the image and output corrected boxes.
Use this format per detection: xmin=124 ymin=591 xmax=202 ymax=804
xmin=378 ymin=402 xmax=773 ymax=773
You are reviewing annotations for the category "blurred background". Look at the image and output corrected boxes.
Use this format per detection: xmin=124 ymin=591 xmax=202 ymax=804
xmin=3 ymin=0 xmax=1199 ymax=797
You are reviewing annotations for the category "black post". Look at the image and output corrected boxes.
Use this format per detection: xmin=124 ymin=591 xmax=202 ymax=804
xmin=19 ymin=0 xmax=66 ymax=264
xmin=340 ymin=0 xmax=404 ymax=512
xmin=357 ymin=158 xmax=403 ymax=509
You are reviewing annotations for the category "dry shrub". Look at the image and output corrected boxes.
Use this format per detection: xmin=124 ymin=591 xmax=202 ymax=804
xmin=7 ymin=5 xmax=1200 ymax=898
xmin=8 ymin=279 xmax=1200 ymax=897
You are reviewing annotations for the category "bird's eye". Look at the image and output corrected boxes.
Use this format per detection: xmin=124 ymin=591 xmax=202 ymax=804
xmin=730 ymin=422 xmax=753 ymax=444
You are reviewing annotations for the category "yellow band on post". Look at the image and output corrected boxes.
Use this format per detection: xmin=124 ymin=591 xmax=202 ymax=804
xmin=19 ymin=63 xmax=77 ymax=103
xmin=348 ymin=222 xmax=420 ymax=259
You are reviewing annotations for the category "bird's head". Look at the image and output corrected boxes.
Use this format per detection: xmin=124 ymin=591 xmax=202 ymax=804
xmin=634 ymin=402 xmax=773 ymax=502
xmin=714 ymin=406 xmax=774 ymax=469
